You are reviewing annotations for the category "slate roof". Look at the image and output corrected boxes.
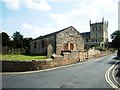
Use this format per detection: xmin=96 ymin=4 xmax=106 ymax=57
xmin=80 ymin=32 xmax=90 ymax=36
xmin=32 ymin=26 xmax=83 ymax=41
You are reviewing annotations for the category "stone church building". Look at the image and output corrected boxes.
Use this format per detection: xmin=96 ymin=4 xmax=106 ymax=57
xmin=81 ymin=18 xmax=108 ymax=49
xmin=30 ymin=26 xmax=84 ymax=57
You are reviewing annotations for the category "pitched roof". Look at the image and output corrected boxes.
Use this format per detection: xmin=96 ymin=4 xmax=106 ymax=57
xmin=32 ymin=26 xmax=74 ymax=41
xmin=32 ymin=26 xmax=85 ymax=41
xmin=81 ymin=32 xmax=90 ymax=36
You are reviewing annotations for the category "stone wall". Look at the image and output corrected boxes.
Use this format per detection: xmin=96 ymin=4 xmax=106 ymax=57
xmin=2 ymin=50 xmax=86 ymax=72
xmin=88 ymin=48 xmax=101 ymax=59
xmin=2 ymin=60 xmax=54 ymax=72
xmin=30 ymin=26 xmax=84 ymax=56
xmin=2 ymin=46 xmax=25 ymax=54
xmin=30 ymin=35 xmax=56 ymax=55
xmin=56 ymin=26 xmax=84 ymax=55
xmin=90 ymin=20 xmax=108 ymax=48
xmin=2 ymin=49 xmax=110 ymax=72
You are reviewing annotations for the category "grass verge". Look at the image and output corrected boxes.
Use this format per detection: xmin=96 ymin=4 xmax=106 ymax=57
xmin=0 ymin=54 xmax=47 ymax=61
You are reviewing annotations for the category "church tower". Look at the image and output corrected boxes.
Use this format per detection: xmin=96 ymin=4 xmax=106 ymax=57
xmin=89 ymin=17 xmax=108 ymax=47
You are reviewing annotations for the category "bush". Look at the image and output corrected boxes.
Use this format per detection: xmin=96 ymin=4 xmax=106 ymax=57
xmin=95 ymin=46 xmax=106 ymax=51
xmin=117 ymin=49 xmax=120 ymax=57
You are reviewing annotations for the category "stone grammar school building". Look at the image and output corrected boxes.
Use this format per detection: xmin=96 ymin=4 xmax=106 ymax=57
xmin=30 ymin=18 xmax=108 ymax=57
xmin=30 ymin=26 xmax=84 ymax=57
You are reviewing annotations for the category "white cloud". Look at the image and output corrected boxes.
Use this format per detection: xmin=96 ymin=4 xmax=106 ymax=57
xmin=24 ymin=0 xmax=51 ymax=11
xmin=21 ymin=0 xmax=118 ymax=39
xmin=3 ymin=0 xmax=20 ymax=10
xmin=22 ymin=22 xmax=32 ymax=30
xmin=21 ymin=22 xmax=57 ymax=38
xmin=3 ymin=0 xmax=118 ymax=41
xmin=49 ymin=0 xmax=118 ymax=41
xmin=49 ymin=2 xmax=95 ymax=31
xmin=3 ymin=0 xmax=51 ymax=11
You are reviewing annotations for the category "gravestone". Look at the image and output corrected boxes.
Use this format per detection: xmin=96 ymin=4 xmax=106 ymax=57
xmin=47 ymin=44 xmax=53 ymax=58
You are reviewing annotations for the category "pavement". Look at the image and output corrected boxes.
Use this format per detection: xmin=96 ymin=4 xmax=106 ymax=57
xmin=1 ymin=54 xmax=119 ymax=89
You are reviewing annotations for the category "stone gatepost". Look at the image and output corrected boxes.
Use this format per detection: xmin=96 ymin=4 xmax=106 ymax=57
xmin=47 ymin=44 xmax=53 ymax=58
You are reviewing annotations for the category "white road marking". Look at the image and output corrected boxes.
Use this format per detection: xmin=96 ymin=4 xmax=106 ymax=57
xmin=112 ymin=64 xmax=120 ymax=86
xmin=105 ymin=61 xmax=120 ymax=90
xmin=105 ymin=65 xmax=117 ymax=89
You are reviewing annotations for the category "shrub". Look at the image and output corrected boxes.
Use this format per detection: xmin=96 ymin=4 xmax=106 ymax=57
xmin=95 ymin=46 xmax=106 ymax=51
xmin=117 ymin=49 xmax=120 ymax=57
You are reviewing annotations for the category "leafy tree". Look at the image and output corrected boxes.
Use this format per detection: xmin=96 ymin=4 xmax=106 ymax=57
xmin=12 ymin=31 xmax=24 ymax=49
xmin=1 ymin=32 xmax=10 ymax=46
xmin=22 ymin=37 xmax=32 ymax=54
xmin=111 ymin=30 xmax=120 ymax=56
xmin=23 ymin=37 xmax=32 ymax=49
xmin=1 ymin=31 xmax=32 ymax=54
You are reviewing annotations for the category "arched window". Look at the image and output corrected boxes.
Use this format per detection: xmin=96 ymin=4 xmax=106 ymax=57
xmin=34 ymin=42 xmax=36 ymax=48
xmin=70 ymin=43 xmax=74 ymax=50
xmin=64 ymin=43 xmax=68 ymax=50
xmin=42 ymin=40 xmax=45 ymax=48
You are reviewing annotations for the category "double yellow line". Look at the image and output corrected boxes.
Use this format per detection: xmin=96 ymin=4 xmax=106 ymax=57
xmin=105 ymin=61 xmax=120 ymax=90
xmin=112 ymin=64 xmax=120 ymax=86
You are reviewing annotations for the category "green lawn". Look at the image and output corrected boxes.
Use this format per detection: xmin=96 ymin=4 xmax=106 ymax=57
xmin=0 ymin=54 xmax=47 ymax=61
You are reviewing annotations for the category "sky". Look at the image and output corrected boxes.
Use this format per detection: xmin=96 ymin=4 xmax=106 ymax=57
xmin=0 ymin=0 xmax=119 ymax=41
xmin=118 ymin=1 xmax=120 ymax=30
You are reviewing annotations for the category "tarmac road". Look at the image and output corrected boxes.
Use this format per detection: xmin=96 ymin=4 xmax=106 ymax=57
xmin=2 ymin=54 xmax=118 ymax=88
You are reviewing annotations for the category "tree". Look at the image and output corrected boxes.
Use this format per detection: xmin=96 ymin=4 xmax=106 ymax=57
xmin=12 ymin=31 xmax=24 ymax=49
xmin=111 ymin=30 xmax=120 ymax=56
xmin=1 ymin=32 xmax=10 ymax=46
xmin=23 ymin=37 xmax=32 ymax=54
xmin=23 ymin=37 xmax=32 ymax=49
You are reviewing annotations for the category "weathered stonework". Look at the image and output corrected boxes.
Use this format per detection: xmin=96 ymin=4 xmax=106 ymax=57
xmin=81 ymin=18 xmax=109 ymax=49
xmin=2 ymin=49 xmax=112 ymax=72
xmin=56 ymin=26 xmax=84 ymax=55
xmin=30 ymin=35 xmax=56 ymax=55
xmin=89 ymin=18 xmax=108 ymax=48
xmin=30 ymin=26 xmax=84 ymax=57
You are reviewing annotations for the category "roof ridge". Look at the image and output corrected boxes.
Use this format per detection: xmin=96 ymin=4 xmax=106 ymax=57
xmin=32 ymin=26 xmax=73 ymax=41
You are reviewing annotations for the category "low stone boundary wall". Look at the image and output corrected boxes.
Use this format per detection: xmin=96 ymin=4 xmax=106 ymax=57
xmin=1 ymin=50 xmax=112 ymax=72
xmin=88 ymin=49 xmax=101 ymax=59
xmin=2 ymin=60 xmax=53 ymax=72
xmin=2 ymin=50 xmax=87 ymax=72
xmin=1 ymin=58 xmax=80 ymax=72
